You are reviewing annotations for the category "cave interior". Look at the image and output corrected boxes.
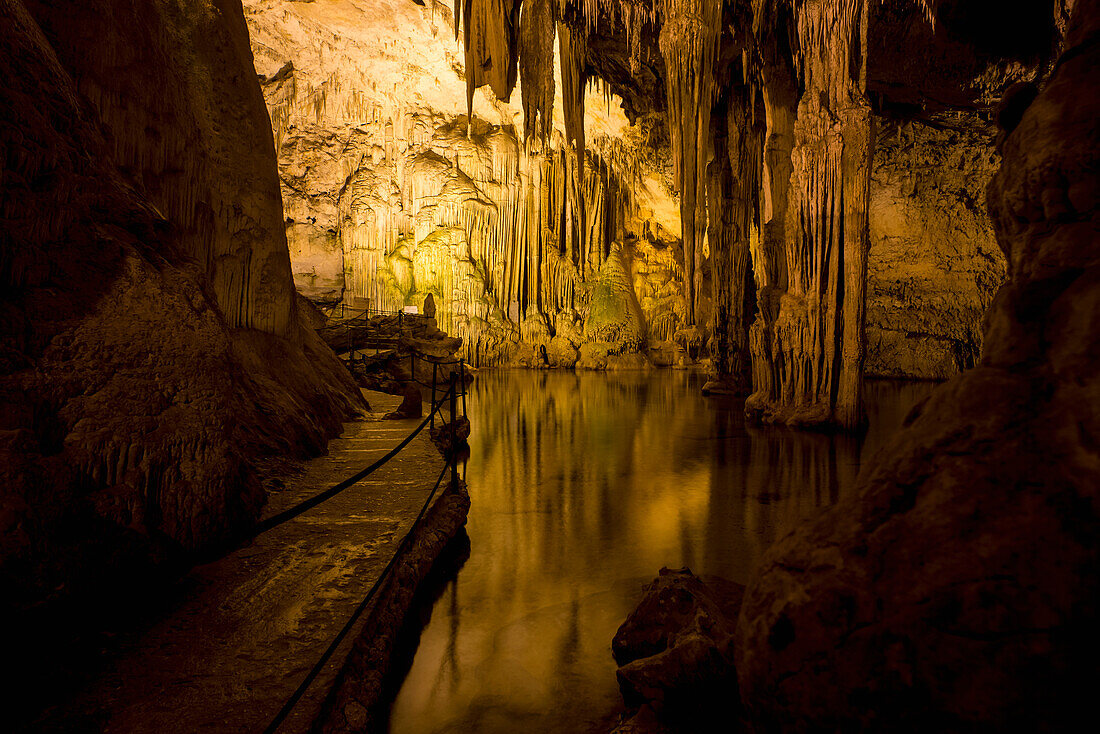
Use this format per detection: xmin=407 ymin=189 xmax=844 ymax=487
xmin=0 ymin=0 xmax=1096 ymax=732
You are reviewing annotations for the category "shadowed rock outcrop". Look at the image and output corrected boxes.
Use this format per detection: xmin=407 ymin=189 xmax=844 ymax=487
xmin=613 ymin=568 xmax=743 ymax=711
xmin=734 ymin=3 xmax=1099 ymax=729
xmin=0 ymin=0 xmax=363 ymax=611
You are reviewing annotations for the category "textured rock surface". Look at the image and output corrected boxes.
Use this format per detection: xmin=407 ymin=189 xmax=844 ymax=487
xmin=0 ymin=0 xmax=363 ymax=610
xmin=735 ymin=3 xmax=1099 ymax=729
xmin=243 ymin=0 xmax=686 ymax=367
xmin=867 ymin=121 xmax=1006 ymax=380
xmin=26 ymin=0 xmax=301 ymax=337
xmin=746 ymin=0 xmax=875 ymax=430
xmin=612 ymin=568 xmax=744 ymax=729
xmin=242 ymin=0 xmax=1027 ymax=389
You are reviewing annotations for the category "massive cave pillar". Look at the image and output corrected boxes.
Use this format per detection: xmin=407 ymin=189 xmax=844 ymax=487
xmin=749 ymin=16 xmax=798 ymax=404
xmin=659 ymin=0 xmax=722 ymax=327
xmin=736 ymin=2 xmax=1099 ymax=729
xmin=23 ymin=0 xmax=301 ymax=339
xmin=705 ymin=79 xmax=762 ymax=396
xmin=1 ymin=0 xmax=363 ymax=611
xmin=746 ymin=0 xmax=873 ymax=430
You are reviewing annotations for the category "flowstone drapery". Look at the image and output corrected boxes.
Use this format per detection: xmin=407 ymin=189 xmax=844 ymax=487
xmin=705 ymin=79 xmax=762 ymax=396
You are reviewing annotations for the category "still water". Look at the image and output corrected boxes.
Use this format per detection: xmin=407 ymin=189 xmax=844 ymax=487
xmin=388 ymin=369 xmax=933 ymax=733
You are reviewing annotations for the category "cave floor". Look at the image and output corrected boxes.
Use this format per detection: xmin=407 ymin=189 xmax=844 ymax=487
xmin=33 ymin=391 xmax=446 ymax=733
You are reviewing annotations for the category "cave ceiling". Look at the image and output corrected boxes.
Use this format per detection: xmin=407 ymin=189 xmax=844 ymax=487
xmin=445 ymin=0 xmax=1057 ymax=128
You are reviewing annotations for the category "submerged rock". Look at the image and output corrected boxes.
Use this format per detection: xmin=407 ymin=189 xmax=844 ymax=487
xmin=613 ymin=568 xmax=745 ymax=723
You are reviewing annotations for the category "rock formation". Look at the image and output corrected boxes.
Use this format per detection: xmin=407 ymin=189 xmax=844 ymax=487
xmin=0 ymin=0 xmax=363 ymax=611
xmin=743 ymin=0 xmax=876 ymax=430
xmin=240 ymin=0 xmax=1024 ymax=422
xmin=612 ymin=568 xmax=743 ymax=727
xmin=867 ymin=121 xmax=1006 ymax=380
xmin=735 ymin=2 xmax=1098 ymax=729
xmin=243 ymin=0 xmax=686 ymax=369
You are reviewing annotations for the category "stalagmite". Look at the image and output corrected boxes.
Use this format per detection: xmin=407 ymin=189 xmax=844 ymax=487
xmin=659 ymin=0 xmax=722 ymax=325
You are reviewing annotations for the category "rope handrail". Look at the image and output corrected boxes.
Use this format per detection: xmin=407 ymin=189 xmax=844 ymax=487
xmin=250 ymin=382 xmax=457 ymax=538
xmin=259 ymin=364 xmax=469 ymax=732
xmin=262 ymin=458 xmax=453 ymax=734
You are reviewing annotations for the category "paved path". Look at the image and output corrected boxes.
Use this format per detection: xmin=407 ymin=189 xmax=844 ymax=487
xmin=35 ymin=391 xmax=445 ymax=733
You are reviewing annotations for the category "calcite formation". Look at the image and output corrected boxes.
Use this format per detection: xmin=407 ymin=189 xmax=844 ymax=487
xmin=244 ymin=0 xmax=685 ymax=369
xmin=745 ymin=0 xmax=875 ymax=430
xmin=704 ymin=2 xmax=761 ymax=395
xmin=243 ymin=0 xmax=1022 ymax=426
xmin=658 ymin=0 xmax=722 ymax=327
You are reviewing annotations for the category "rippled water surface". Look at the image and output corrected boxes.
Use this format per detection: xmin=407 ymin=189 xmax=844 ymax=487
xmin=388 ymin=370 xmax=933 ymax=733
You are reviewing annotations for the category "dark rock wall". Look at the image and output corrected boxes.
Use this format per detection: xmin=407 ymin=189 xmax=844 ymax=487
xmin=734 ymin=2 xmax=1099 ymax=729
xmin=0 ymin=0 xmax=363 ymax=611
xmin=25 ymin=0 xmax=299 ymax=337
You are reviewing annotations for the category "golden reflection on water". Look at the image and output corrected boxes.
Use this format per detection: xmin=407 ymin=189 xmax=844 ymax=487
xmin=389 ymin=370 xmax=932 ymax=733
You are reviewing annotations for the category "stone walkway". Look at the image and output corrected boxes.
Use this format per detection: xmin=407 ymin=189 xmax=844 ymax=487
xmin=35 ymin=391 xmax=446 ymax=733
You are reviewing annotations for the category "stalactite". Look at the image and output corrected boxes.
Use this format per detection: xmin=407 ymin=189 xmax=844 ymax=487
xmin=519 ymin=0 xmax=555 ymax=144
xmin=658 ymin=0 xmax=722 ymax=326
xmin=457 ymin=0 xmax=521 ymax=130
xmin=279 ymin=3 xmax=678 ymax=367
xmin=557 ymin=17 xmax=588 ymax=277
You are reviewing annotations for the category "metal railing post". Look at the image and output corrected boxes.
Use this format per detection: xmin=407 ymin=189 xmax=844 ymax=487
xmin=459 ymin=359 xmax=467 ymax=418
xmin=449 ymin=372 xmax=458 ymax=490
xmin=431 ymin=362 xmax=438 ymax=430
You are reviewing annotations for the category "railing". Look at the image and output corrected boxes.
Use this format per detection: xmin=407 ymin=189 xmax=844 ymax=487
xmin=327 ymin=302 xmax=406 ymax=321
xmin=253 ymin=373 xmax=470 ymax=733
xmin=336 ymin=316 xmax=469 ymax=429
xmin=347 ymin=348 xmax=468 ymax=430
xmin=328 ymin=304 xmax=434 ymax=360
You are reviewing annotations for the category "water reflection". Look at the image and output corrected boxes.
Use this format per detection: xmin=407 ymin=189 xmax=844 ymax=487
xmin=389 ymin=370 xmax=932 ymax=733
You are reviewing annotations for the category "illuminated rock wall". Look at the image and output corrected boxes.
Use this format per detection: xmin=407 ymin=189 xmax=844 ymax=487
xmin=246 ymin=0 xmax=1010 ymax=391
xmin=867 ymin=121 xmax=1006 ymax=380
xmin=244 ymin=0 xmax=685 ymax=367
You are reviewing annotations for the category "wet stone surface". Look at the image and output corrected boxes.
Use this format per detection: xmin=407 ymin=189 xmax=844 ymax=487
xmin=34 ymin=391 xmax=446 ymax=733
